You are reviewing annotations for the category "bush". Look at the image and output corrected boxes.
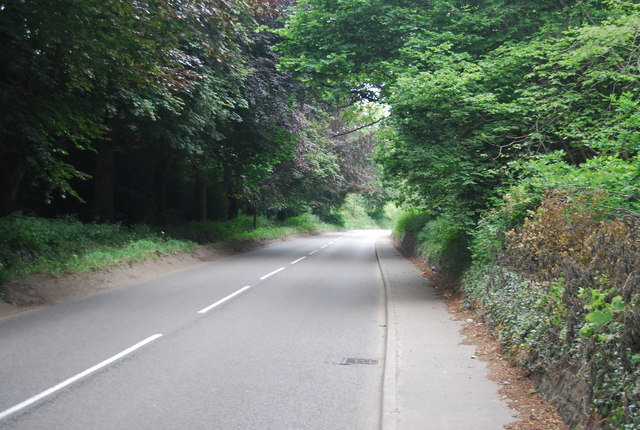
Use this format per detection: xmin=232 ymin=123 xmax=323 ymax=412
xmin=393 ymin=210 xmax=471 ymax=279
xmin=165 ymin=215 xmax=265 ymax=244
xmin=393 ymin=210 xmax=431 ymax=237
xmin=284 ymin=213 xmax=320 ymax=229
xmin=465 ymin=190 xmax=640 ymax=428
xmin=471 ymin=153 xmax=640 ymax=266
xmin=319 ymin=213 xmax=345 ymax=226
xmin=417 ymin=215 xmax=471 ymax=277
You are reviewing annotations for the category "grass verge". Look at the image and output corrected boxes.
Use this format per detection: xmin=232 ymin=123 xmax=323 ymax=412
xmin=0 ymin=213 xmax=339 ymax=285
xmin=0 ymin=215 xmax=196 ymax=284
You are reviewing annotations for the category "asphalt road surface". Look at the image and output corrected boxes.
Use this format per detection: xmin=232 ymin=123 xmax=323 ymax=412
xmin=0 ymin=231 xmax=389 ymax=429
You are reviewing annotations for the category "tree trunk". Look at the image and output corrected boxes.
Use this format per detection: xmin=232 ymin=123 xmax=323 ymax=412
xmin=253 ymin=206 xmax=258 ymax=230
xmin=227 ymin=184 xmax=240 ymax=220
xmin=155 ymin=159 xmax=169 ymax=224
xmin=0 ymin=155 xmax=27 ymax=216
xmin=198 ymin=175 xmax=207 ymax=222
xmin=94 ymin=140 xmax=115 ymax=222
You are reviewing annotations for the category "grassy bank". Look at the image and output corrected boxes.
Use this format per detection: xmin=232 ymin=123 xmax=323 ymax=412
xmin=163 ymin=213 xmax=337 ymax=244
xmin=0 ymin=215 xmax=197 ymax=285
xmin=0 ymin=213 xmax=339 ymax=286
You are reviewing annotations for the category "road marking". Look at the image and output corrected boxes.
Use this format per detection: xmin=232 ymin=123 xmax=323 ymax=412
xmin=198 ymin=286 xmax=252 ymax=314
xmin=320 ymin=244 xmax=328 ymax=249
xmin=309 ymin=250 xmax=319 ymax=255
xmin=290 ymin=257 xmax=306 ymax=265
xmin=259 ymin=267 xmax=285 ymax=280
xmin=0 ymin=333 xmax=163 ymax=421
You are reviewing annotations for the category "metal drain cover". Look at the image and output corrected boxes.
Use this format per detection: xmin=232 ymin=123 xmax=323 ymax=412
xmin=340 ymin=357 xmax=381 ymax=366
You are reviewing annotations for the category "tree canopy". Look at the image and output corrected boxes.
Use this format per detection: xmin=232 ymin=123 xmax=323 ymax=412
xmin=0 ymin=0 xmax=379 ymax=222
xmin=278 ymin=0 xmax=639 ymax=221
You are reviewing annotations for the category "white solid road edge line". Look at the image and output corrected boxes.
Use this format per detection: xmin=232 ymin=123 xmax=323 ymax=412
xmin=290 ymin=256 xmax=306 ymax=265
xmin=198 ymin=286 xmax=252 ymax=314
xmin=259 ymin=267 xmax=285 ymax=280
xmin=0 ymin=333 xmax=163 ymax=421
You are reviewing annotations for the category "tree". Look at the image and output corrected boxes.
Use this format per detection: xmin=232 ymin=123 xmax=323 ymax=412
xmin=257 ymin=104 xmax=380 ymax=215
xmin=278 ymin=0 xmax=639 ymax=220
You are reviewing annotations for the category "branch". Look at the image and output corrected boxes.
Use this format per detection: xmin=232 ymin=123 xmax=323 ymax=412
xmin=329 ymin=117 xmax=385 ymax=139
xmin=595 ymin=205 xmax=640 ymax=221
xmin=576 ymin=0 xmax=596 ymax=25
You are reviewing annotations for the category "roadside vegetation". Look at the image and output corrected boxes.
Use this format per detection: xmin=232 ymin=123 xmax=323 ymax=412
xmin=0 ymin=196 xmax=393 ymax=287
xmin=0 ymin=214 xmax=193 ymax=285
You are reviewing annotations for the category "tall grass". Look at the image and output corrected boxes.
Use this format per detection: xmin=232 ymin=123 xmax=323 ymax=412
xmin=0 ymin=214 xmax=195 ymax=284
xmin=0 ymin=213 xmax=340 ymax=285
xmin=164 ymin=214 xmax=335 ymax=244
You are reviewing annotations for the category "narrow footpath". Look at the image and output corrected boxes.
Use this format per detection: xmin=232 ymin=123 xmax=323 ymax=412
xmin=376 ymin=237 xmax=517 ymax=430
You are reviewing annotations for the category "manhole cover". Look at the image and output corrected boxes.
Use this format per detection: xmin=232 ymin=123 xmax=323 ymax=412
xmin=340 ymin=357 xmax=381 ymax=366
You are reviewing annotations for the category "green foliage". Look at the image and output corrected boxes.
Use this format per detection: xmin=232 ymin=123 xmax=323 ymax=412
xmin=416 ymin=215 xmax=471 ymax=276
xmin=466 ymin=185 xmax=640 ymax=427
xmin=512 ymin=153 xmax=640 ymax=212
xmin=1 ymin=0 xmax=368 ymax=225
xmin=0 ymin=214 xmax=194 ymax=283
xmin=0 ymin=0 xmax=252 ymax=214
xmin=277 ymin=0 xmax=597 ymax=101
xmin=378 ymin=56 xmax=508 ymax=217
xmin=271 ymin=2 xmax=640 ymax=424
xmin=393 ymin=210 xmax=431 ymax=238
xmin=463 ymin=266 xmax=555 ymax=362
xmin=339 ymin=199 xmax=375 ymax=230
xmin=471 ymin=153 xmax=640 ymax=268
xmin=282 ymin=213 xmax=319 ymax=228
xmin=165 ymin=213 xmax=337 ymax=244
xmin=579 ymin=289 xmax=625 ymax=341
xmin=319 ymin=213 xmax=345 ymax=227
xmin=165 ymin=216 xmax=261 ymax=244
xmin=393 ymin=210 xmax=471 ymax=278
xmin=280 ymin=0 xmax=640 ymax=224
xmin=258 ymin=105 xmax=381 ymax=217
xmin=235 ymin=214 xmax=335 ymax=240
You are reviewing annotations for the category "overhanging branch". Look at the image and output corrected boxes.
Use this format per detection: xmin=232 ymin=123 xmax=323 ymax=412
xmin=329 ymin=117 xmax=385 ymax=139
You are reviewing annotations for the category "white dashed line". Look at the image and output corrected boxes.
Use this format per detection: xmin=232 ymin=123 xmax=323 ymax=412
xmin=0 ymin=334 xmax=163 ymax=421
xmin=198 ymin=286 xmax=252 ymax=314
xmin=309 ymin=250 xmax=319 ymax=255
xmin=259 ymin=267 xmax=286 ymax=280
xmin=290 ymin=257 xmax=306 ymax=265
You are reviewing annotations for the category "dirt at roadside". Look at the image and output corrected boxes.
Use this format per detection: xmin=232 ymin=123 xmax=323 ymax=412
xmin=0 ymin=237 xmax=289 ymax=319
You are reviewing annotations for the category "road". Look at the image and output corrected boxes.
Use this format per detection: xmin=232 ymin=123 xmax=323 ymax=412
xmin=0 ymin=231 xmax=389 ymax=429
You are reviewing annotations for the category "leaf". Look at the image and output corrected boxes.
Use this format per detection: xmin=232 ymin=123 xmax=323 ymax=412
xmin=586 ymin=310 xmax=612 ymax=328
xmin=611 ymin=296 xmax=625 ymax=313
